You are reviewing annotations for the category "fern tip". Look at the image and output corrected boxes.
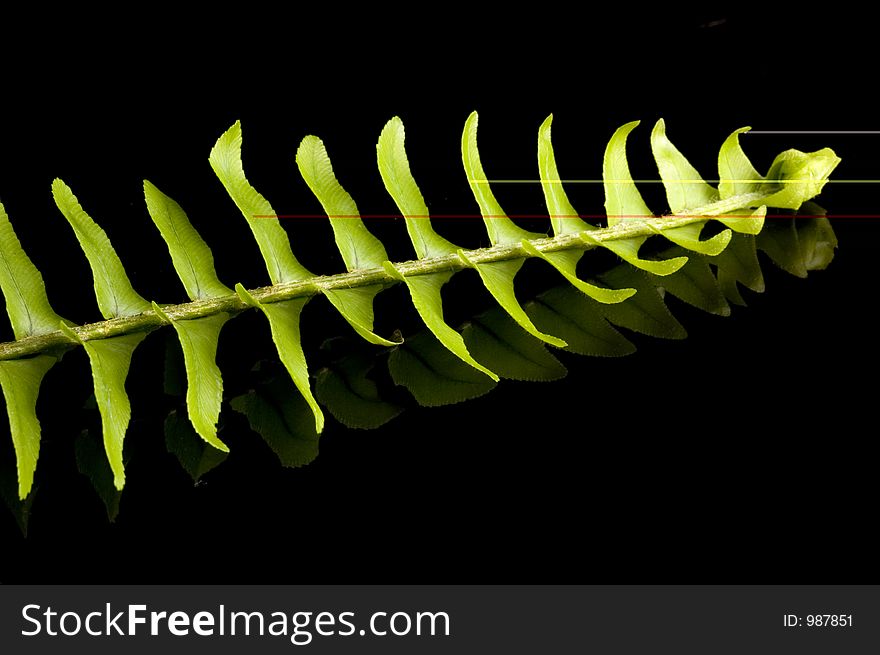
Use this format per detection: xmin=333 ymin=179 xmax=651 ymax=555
xmin=50 ymin=178 xmax=71 ymax=196
xmin=16 ymin=473 xmax=34 ymax=501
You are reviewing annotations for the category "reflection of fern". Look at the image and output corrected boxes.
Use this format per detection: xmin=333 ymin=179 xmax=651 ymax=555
xmin=0 ymin=112 xmax=839 ymax=505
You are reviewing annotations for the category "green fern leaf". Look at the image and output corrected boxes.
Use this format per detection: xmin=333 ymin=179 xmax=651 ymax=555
xmin=0 ymin=201 xmax=67 ymax=338
xmin=0 ymin=355 xmax=56 ymax=498
xmin=209 ymin=121 xmax=311 ymax=284
xmin=63 ymin=329 xmax=146 ymax=490
xmin=236 ymin=286 xmax=323 ymax=432
xmin=144 ymin=181 xmax=232 ymax=451
xmin=378 ymin=117 xmax=498 ymax=381
xmin=154 ymin=305 xmax=230 ymax=452
xmin=377 ymin=117 xmax=458 ymax=259
xmin=383 ymin=265 xmax=498 ymax=381
xmin=651 ymin=118 xmax=720 ymax=213
xmin=53 ymin=181 xmax=153 ymax=489
xmin=762 ymin=149 xmax=841 ymax=210
xmin=295 ymin=135 xmax=400 ymax=347
xmin=144 ymin=180 xmax=233 ymax=300
xmin=296 ymin=135 xmax=390 ymax=270
xmin=52 ymin=179 xmax=150 ymax=319
xmin=534 ymin=115 xmax=636 ymax=303
xmin=649 ymin=119 xmax=732 ymax=255
xmin=601 ymin=121 xmax=688 ymax=274
xmin=461 ymin=112 xmax=566 ymax=348
xmin=0 ymin=201 xmax=66 ymax=498
xmin=719 ymin=127 xmax=764 ymax=198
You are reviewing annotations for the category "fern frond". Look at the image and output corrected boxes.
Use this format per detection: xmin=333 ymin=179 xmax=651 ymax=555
xmin=0 ymin=113 xmax=839 ymax=499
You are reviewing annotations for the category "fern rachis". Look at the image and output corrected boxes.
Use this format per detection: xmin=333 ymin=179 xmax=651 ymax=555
xmin=0 ymin=112 xmax=839 ymax=507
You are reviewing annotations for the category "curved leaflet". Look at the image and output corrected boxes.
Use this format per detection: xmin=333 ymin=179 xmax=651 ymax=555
xmin=53 ymin=180 xmax=151 ymax=489
xmin=0 ymin=200 xmax=67 ymax=498
xmin=145 ymin=181 xmax=231 ymax=452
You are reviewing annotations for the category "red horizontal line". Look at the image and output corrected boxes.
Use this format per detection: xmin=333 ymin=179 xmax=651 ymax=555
xmin=252 ymin=214 xmax=863 ymax=220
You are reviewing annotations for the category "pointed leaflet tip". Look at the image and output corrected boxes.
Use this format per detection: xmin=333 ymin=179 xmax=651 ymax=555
xmin=650 ymin=118 xmax=719 ymax=214
xmin=172 ymin=314 xmax=231 ymax=452
xmin=652 ymin=222 xmax=733 ymax=256
xmin=80 ymin=332 xmax=148 ymax=490
xmin=520 ymin=240 xmax=637 ymax=304
xmin=537 ymin=114 xmax=592 ymax=236
xmin=150 ymin=301 xmax=231 ymax=451
xmin=383 ymin=261 xmax=499 ymax=381
xmin=458 ymin=250 xmax=568 ymax=348
xmin=0 ymin=355 xmax=57 ymax=498
xmin=234 ymin=284 xmax=324 ymax=433
xmin=323 ymin=287 xmax=402 ymax=347
xmin=603 ymin=120 xmax=651 ymax=228
xmin=718 ymin=127 xmax=762 ymax=199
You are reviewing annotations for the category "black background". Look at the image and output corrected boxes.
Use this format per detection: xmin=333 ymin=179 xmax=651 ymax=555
xmin=0 ymin=10 xmax=877 ymax=582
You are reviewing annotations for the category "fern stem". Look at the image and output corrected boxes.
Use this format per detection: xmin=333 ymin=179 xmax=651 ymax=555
xmin=0 ymin=192 xmax=768 ymax=362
